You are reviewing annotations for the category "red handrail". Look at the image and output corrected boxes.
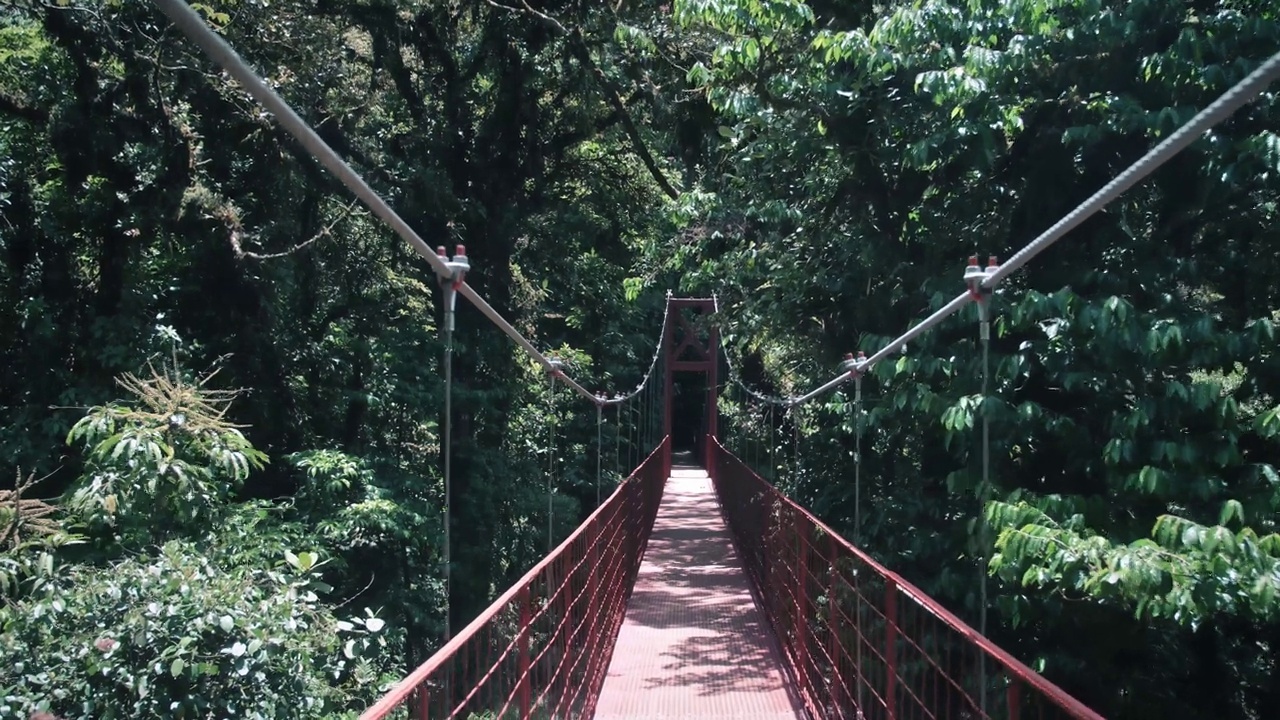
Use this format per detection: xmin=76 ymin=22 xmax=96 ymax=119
xmin=360 ymin=438 xmax=670 ymax=720
xmin=710 ymin=438 xmax=1106 ymax=720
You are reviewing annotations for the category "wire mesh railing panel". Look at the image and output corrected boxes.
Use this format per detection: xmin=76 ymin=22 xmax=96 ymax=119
xmin=360 ymin=439 xmax=669 ymax=720
xmin=709 ymin=440 xmax=1105 ymax=720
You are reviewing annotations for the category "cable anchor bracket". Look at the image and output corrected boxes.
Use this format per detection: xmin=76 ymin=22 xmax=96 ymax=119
xmin=839 ymin=351 xmax=868 ymax=381
xmin=436 ymin=244 xmax=470 ymax=333
xmin=840 ymin=352 xmax=867 ymax=466
xmin=546 ymin=356 xmax=566 ymax=380
xmin=965 ymin=255 xmax=1000 ymax=335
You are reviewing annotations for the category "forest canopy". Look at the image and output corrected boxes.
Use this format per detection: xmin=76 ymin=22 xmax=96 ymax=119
xmin=1 ymin=0 xmax=1279 ymax=718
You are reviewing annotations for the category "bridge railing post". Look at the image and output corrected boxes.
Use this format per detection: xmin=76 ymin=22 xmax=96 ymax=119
xmin=518 ymin=585 xmax=531 ymax=720
xmin=793 ymin=512 xmax=809 ymax=698
xmin=885 ymin=579 xmax=899 ymax=720
xmin=414 ymin=685 xmax=429 ymax=720
xmin=826 ymin=533 xmax=841 ymax=714
xmin=1007 ymin=676 xmax=1022 ymax=720
xmin=584 ymin=518 xmax=601 ymax=708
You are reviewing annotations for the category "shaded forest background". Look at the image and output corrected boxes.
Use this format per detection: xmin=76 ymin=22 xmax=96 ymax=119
xmin=1 ymin=0 xmax=1279 ymax=718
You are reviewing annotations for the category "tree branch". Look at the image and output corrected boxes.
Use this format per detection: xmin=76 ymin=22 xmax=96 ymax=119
xmin=0 ymin=92 xmax=49 ymax=124
xmin=483 ymin=0 xmax=682 ymax=199
xmin=240 ymin=199 xmax=362 ymax=261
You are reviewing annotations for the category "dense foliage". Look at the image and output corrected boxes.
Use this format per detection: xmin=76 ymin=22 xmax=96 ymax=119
xmin=1 ymin=0 xmax=1278 ymax=718
xmin=667 ymin=0 xmax=1280 ymax=717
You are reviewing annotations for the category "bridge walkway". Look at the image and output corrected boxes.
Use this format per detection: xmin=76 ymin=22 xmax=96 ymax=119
xmin=593 ymin=465 xmax=803 ymax=720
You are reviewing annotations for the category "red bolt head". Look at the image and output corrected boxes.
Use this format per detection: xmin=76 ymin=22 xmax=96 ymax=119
xmin=436 ymin=246 xmax=447 ymax=256
xmin=455 ymin=244 xmax=466 ymax=256
xmin=844 ymin=352 xmax=854 ymax=360
xmin=988 ymin=256 xmax=998 ymax=267
xmin=857 ymin=351 xmax=866 ymax=359
xmin=968 ymin=255 xmax=979 ymax=266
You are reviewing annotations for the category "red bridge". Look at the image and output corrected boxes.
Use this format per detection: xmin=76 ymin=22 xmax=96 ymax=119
xmin=358 ymin=440 xmax=1102 ymax=720
xmin=146 ymin=8 xmax=1280 ymax=717
xmin=358 ymin=300 xmax=1105 ymax=720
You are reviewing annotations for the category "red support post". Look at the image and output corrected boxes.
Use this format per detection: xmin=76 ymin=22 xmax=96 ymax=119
xmin=518 ymin=586 xmax=531 ymax=720
xmin=661 ymin=298 xmax=718 ymax=475
xmin=794 ymin=514 xmax=809 ymax=696
xmin=415 ymin=686 xmax=429 ymax=720
xmin=826 ymin=534 xmax=841 ymax=714
xmin=662 ymin=305 xmax=674 ymax=477
xmin=1008 ymin=677 xmax=1022 ymax=720
xmin=885 ymin=579 xmax=899 ymax=720
xmin=706 ymin=322 xmax=719 ymax=475
xmin=586 ymin=520 xmax=600 ymax=693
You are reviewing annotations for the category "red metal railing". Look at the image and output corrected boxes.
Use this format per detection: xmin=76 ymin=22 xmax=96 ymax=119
xmin=360 ymin=438 xmax=670 ymax=720
xmin=710 ymin=439 xmax=1105 ymax=720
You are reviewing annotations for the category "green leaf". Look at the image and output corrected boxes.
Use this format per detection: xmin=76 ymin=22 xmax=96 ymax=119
xmin=1219 ymin=499 xmax=1244 ymax=526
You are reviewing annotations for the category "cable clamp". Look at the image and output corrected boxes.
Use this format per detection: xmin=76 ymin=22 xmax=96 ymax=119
xmin=547 ymin=356 xmax=566 ymax=379
xmin=442 ymin=244 xmax=470 ymax=290
xmin=964 ymin=255 xmax=1000 ymax=300
xmin=840 ymin=351 xmax=868 ymax=379
xmin=964 ymin=255 xmax=986 ymax=300
xmin=436 ymin=245 xmax=468 ymax=334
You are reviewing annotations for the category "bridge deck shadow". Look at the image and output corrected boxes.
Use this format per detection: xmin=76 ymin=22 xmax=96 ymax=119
xmin=593 ymin=465 xmax=804 ymax=720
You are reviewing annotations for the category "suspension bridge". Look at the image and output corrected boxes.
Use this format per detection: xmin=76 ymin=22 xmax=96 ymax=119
xmin=149 ymin=1 xmax=1280 ymax=717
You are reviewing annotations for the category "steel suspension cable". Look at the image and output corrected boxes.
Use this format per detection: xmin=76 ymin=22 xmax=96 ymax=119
xmin=756 ymin=403 xmax=763 ymax=471
xmin=851 ymin=381 xmax=865 ymax=716
xmin=650 ymin=372 xmax=658 ymax=451
xmin=595 ymin=398 xmax=603 ymax=506
xmin=788 ymin=407 xmax=798 ymax=497
xmin=755 ymin=403 xmax=763 ymax=470
xmin=435 ymin=246 xmax=469 ymax=647
xmin=661 ymin=351 xmax=668 ymax=446
xmin=628 ymin=397 xmax=636 ymax=470
xmin=154 ymin=0 xmax=682 ymax=413
xmin=658 ymin=350 xmax=666 ymax=447
xmin=614 ymin=400 xmax=622 ymax=478
xmin=647 ymin=364 xmax=656 ymax=451
xmin=649 ymin=360 xmax=655 ymax=451
xmin=732 ymin=381 xmax=742 ymax=453
xmin=645 ymin=378 xmax=651 ymax=456
xmin=712 ymin=295 xmax=801 ymax=411
xmin=151 ymin=0 xmax=450 ymax=277
xmin=853 ymin=373 xmax=863 ymax=547
xmin=741 ymin=392 xmax=748 ymax=462
xmin=441 ymin=289 xmax=455 ymax=644
xmin=724 ymin=382 xmax=732 ymax=454
xmin=159 ymin=0 xmax=1280 ymax=443
xmin=791 ymin=406 xmax=800 ymax=488
xmin=977 ymin=283 xmax=994 ymax=717
xmin=718 ymin=51 xmax=1280 ymax=409
xmin=768 ymin=404 xmax=776 ymax=480
xmin=546 ymin=366 xmax=560 ymax=553
xmin=640 ymin=376 xmax=648 ymax=454
xmin=658 ymin=349 xmax=666 ymax=447
xmin=985 ymin=50 xmax=1280 ymax=288
xmin=656 ymin=352 xmax=665 ymax=449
